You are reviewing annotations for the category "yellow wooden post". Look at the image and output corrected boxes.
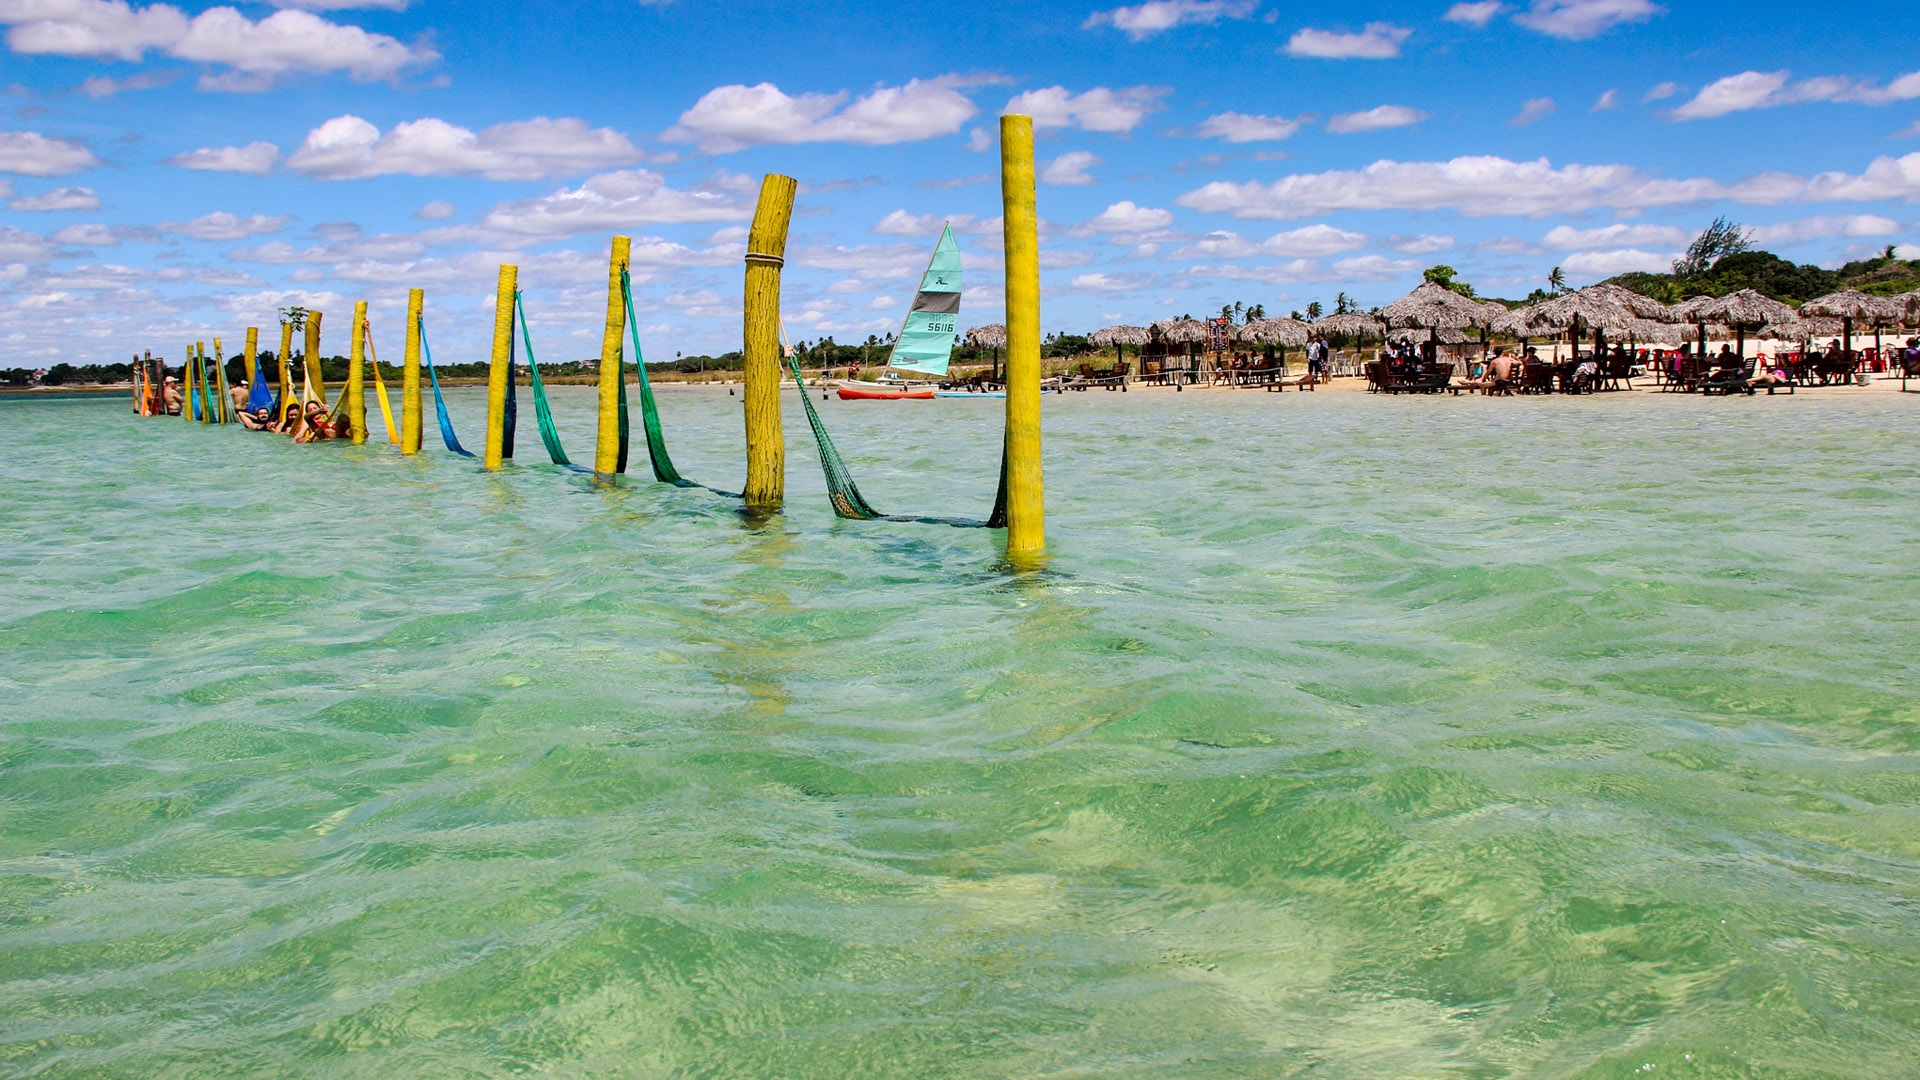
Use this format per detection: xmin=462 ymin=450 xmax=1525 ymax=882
xmin=195 ymin=341 xmax=211 ymax=423
xmin=304 ymin=310 xmax=325 ymax=405
xmin=277 ymin=320 xmax=294 ymax=423
xmin=742 ymin=174 xmax=796 ymax=509
xmin=348 ymin=300 xmax=368 ymax=444
xmin=243 ymin=327 xmax=258 ymax=390
xmin=484 ymin=265 xmax=517 ymax=469
xmin=594 ymin=235 xmax=631 ymax=478
xmin=212 ymin=337 xmax=231 ymax=423
xmin=1000 ymin=115 xmax=1045 ymax=559
xmin=402 ymin=289 xmax=424 ymax=454
xmin=182 ymin=342 xmax=196 ymax=423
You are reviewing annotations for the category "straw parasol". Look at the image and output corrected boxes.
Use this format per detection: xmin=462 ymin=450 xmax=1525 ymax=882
xmin=1152 ymin=317 xmax=1210 ymax=345
xmin=1313 ymin=311 xmax=1386 ymax=339
xmin=1688 ymin=289 xmax=1797 ymax=360
xmin=1382 ymin=281 xmax=1487 ymax=332
xmin=1388 ymin=327 xmax=1471 ymax=346
xmin=1891 ymin=289 xmax=1920 ymax=324
xmin=1088 ymin=324 xmax=1148 ymax=368
xmin=1233 ymin=317 xmax=1311 ymax=348
xmin=1801 ymin=289 xmax=1903 ymax=360
xmin=1585 ymin=282 xmax=1677 ymax=322
xmin=964 ymin=323 xmax=1007 ymax=378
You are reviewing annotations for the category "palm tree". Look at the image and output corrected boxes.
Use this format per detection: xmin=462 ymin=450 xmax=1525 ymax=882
xmin=1306 ymin=300 xmax=1323 ymax=319
xmin=1247 ymin=303 xmax=1266 ymax=321
xmin=1547 ymin=266 xmax=1567 ymax=294
xmin=1335 ymin=291 xmax=1354 ymax=314
xmin=1231 ymin=300 xmax=1245 ymax=322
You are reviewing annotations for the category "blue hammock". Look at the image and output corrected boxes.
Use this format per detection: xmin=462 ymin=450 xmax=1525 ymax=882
xmin=246 ymin=362 xmax=273 ymax=413
xmin=417 ymin=316 xmax=475 ymax=458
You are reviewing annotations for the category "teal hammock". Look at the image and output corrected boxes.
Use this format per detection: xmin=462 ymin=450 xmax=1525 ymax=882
xmin=618 ymin=269 xmax=737 ymax=497
xmin=417 ymin=316 xmax=475 ymax=458
xmin=512 ymin=290 xmax=590 ymax=473
xmin=783 ymin=354 xmax=1001 ymax=528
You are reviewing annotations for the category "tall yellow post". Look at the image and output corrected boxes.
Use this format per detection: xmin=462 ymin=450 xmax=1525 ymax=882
xmin=304 ymin=310 xmax=325 ymax=405
xmin=484 ymin=265 xmax=517 ymax=469
xmin=348 ymin=300 xmax=368 ymax=444
xmin=182 ymin=342 xmax=196 ymax=423
xmin=594 ymin=235 xmax=631 ymax=478
xmin=277 ymin=320 xmax=294 ymax=423
xmin=212 ymin=337 xmax=231 ymax=423
xmin=243 ymin=327 xmax=258 ymax=389
xmin=742 ymin=174 xmax=797 ymax=509
xmin=195 ymin=341 xmax=211 ymax=423
xmin=402 ymin=289 xmax=424 ymax=454
xmin=1000 ymin=115 xmax=1045 ymax=559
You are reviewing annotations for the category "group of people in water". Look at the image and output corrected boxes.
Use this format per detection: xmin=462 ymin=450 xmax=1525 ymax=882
xmin=143 ymin=364 xmax=350 ymax=441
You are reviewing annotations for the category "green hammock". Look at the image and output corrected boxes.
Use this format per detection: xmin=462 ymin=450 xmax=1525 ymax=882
xmin=617 ymin=268 xmax=738 ymax=497
xmin=783 ymin=354 xmax=1002 ymax=529
xmin=512 ymin=290 xmax=588 ymax=472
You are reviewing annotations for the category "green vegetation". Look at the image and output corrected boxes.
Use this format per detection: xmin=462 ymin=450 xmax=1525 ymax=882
xmin=1607 ymin=219 xmax=1919 ymax=303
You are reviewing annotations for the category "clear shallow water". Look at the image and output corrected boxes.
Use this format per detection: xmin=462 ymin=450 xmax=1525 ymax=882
xmin=3 ymin=385 xmax=1918 ymax=1079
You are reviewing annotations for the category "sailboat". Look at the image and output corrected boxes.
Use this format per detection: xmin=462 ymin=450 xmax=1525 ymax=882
xmin=838 ymin=225 xmax=960 ymax=400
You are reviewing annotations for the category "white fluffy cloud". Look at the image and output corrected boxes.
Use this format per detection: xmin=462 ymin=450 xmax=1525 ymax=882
xmin=1193 ymin=112 xmax=1305 ymax=142
xmin=1671 ymin=68 xmax=1920 ymax=121
xmin=77 ymin=70 xmax=173 ymax=97
xmin=1746 ymin=214 xmax=1903 ymax=245
xmin=414 ymin=200 xmax=456 ymax=221
xmin=1068 ymin=272 xmax=1155 ymax=293
xmin=1591 ymin=89 xmax=1619 ymax=112
xmin=287 ymin=115 xmax=644 ymax=180
xmin=1284 ymin=23 xmax=1412 ymax=59
xmin=0 ymin=130 xmax=99 ymax=176
xmin=160 ymin=212 xmax=291 ymax=240
xmin=1542 ymin=223 xmax=1690 ymax=249
xmin=1560 ymin=248 xmax=1674 ymax=276
xmin=1510 ymin=98 xmax=1556 ymax=126
xmin=1040 ymin=150 xmax=1101 ymax=186
xmin=871 ymin=209 xmax=983 ymax=237
xmin=0 ymin=2 xmax=435 ymax=87
xmin=1444 ymin=1 xmax=1505 ymax=26
xmin=1076 ymin=200 xmax=1175 ymax=233
xmin=1644 ymin=81 xmax=1680 ymax=102
xmin=1511 ymin=0 xmax=1662 ymax=40
xmin=665 ymin=79 xmax=977 ymax=153
xmin=472 ymin=169 xmax=749 ymax=240
xmin=1326 ymin=105 xmax=1430 ymax=133
xmin=168 ymin=141 xmax=279 ymax=175
xmin=1003 ymin=85 xmax=1166 ymax=134
xmin=9 ymin=185 xmax=99 ymax=210
xmin=48 ymin=222 xmax=115 ymax=246
xmin=1171 ymin=223 xmax=1370 ymax=258
xmin=1082 ymin=0 xmax=1256 ymax=40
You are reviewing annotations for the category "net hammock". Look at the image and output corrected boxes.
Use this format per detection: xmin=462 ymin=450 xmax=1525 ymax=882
xmin=417 ymin=315 xmax=475 ymax=458
xmin=511 ymin=291 xmax=591 ymax=473
xmin=360 ymin=319 xmax=400 ymax=444
xmin=618 ymin=268 xmax=737 ymax=497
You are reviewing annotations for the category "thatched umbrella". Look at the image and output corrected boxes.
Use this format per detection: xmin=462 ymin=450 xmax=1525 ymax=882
xmin=1088 ymin=324 xmax=1148 ymax=371
xmin=1233 ymin=318 xmax=1310 ymax=347
xmin=1802 ymin=289 xmax=1902 ymax=365
xmin=1382 ymin=281 xmax=1489 ymax=362
xmin=1313 ymin=311 xmax=1385 ymax=338
xmin=1585 ymin=282 xmax=1677 ymax=322
xmin=1152 ymin=317 xmax=1209 ymax=344
xmin=1689 ymin=289 xmax=1797 ymax=361
xmin=1892 ymin=289 xmax=1920 ymax=325
xmin=1388 ymin=327 xmax=1471 ymax=346
xmin=965 ymin=323 xmax=1007 ymax=380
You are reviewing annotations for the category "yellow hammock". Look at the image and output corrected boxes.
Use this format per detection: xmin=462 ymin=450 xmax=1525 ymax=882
xmin=363 ymin=318 xmax=400 ymax=444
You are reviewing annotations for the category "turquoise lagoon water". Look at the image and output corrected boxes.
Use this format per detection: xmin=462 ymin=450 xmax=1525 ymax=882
xmin=2 ymin=385 xmax=1917 ymax=1078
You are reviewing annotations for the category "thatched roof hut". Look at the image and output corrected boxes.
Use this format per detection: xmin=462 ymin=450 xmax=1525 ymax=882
xmin=1313 ymin=312 xmax=1386 ymax=338
xmin=963 ymin=324 xmax=1007 ymax=349
xmin=1088 ymin=325 xmax=1148 ymax=348
xmin=1233 ymin=318 xmax=1311 ymax=347
xmin=1802 ymin=289 xmax=1901 ymax=324
xmin=1689 ymin=289 xmax=1796 ymax=329
xmin=1585 ymin=282 xmax=1677 ymax=322
xmin=1381 ymin=281 xmax=1487 ymax=330
xmin=1892 ymin=289 xmax=1920 ymax=323
xmin=1388 ymin=327 xmax=1472 ymax=346
xmin=1152 ymin=318 xmax=1210 ymax=345
xmin=1499 ymin=288 xmax=1638 ymax=335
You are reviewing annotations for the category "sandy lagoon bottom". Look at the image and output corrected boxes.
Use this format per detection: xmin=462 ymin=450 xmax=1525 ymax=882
xmin=2 ymin=385 xmax=1917 ymax=1078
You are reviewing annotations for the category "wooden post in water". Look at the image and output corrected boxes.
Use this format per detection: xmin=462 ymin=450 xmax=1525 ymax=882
xmin=304 ymin=311 xmax=325 ymax=405
xmin=999 ymin=115 xmax=1045 ymax=560
xmin=485 ymin=265 xmax=517 ymax=469
xmin=243 ymin=327 xmax=258 ymax=391
xmin=594 ymin=236 xmax=631 ymax=478
xmin=195 ymin=341 xmax=212 ymax=423
xmin=182 ymin=342 xmax=196 ymax=423
xmin=348 ymin=300 xmax=368 ymax=444
xmin=212 ymin=337 xmax=231 ymax=423
xmin=742 ymin=173 xmax=796 ymax=509
xmin=402 ymin=289 xmax=424 ymax=454
xmin=277 ymin=320 xmax=294 ymax=424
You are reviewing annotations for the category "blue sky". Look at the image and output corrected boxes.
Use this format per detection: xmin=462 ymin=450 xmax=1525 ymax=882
xmin=2 ymin=0 xmax=1917 ymax=364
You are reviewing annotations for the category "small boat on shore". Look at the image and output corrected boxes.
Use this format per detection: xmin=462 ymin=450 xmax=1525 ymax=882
xmin=839 ymin=385 xmax=935 ymax=400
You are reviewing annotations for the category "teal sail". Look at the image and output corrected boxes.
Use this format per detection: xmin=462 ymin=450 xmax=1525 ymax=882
xmin=886 ymin=225 xmax=961 ymax=376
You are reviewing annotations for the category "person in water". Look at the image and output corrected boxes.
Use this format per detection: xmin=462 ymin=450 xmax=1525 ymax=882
xmin=229 ymin=381 xmax=249 ymax=415
xmin=239 ymin=406 xmax=273 ymax=430
xmin=162 ymin=377 xmax=183 ymax=415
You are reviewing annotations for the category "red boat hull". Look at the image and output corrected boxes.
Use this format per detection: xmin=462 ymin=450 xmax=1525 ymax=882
xmin=836 ymin=387 xmax=934 ymax=400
